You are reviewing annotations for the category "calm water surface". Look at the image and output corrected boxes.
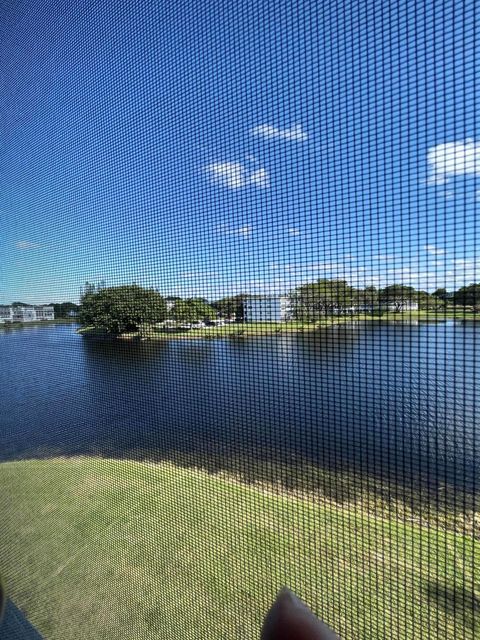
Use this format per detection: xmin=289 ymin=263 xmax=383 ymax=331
xmin=0 ymin=321 xmax=478 ymax=490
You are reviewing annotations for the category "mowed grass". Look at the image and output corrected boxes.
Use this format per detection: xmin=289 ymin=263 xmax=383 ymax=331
xmin=155 ymin=320 xmax=334 ymax=338
xmin=159 ymin=311 xmax=480 ymax=339
xmin=1 ymin=457 xmax=478 ymax=640
xmin=79 ymin=312 xmax=480 ymax=341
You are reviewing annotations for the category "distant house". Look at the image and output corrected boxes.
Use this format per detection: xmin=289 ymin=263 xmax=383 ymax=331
xmin=379 ymin=301 xmax=419 ymax=312
xmin=0 ymin=306 xmax=14 ymax=323
xmin=353 ymin=305 xmax=375 ymax=313
xmin=34 ymin=305 xmax=55 ymax=320
xmin=244 ymin=296 xmax=292 ymax=322
xmin=0 ymin=305 xmax=55 ymax=323
xmin=12 ymin=306 xmax=37 ymax=322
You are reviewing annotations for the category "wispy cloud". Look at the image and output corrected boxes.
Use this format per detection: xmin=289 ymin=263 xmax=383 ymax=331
xmin=249 ymin=167 xmax=269 ymax=188
xmin=205 ymin=162 xmax=244 ymax=188
xmin=189 ymin=253 xmax=480 ymax=298
xmin=451 ymin=258 xmax=475 ymax=268
xmin=426 ymin=139 xmax=480 ymax=185
xmin=386 ymin=267 xmax=436 ymax=282
xmin=251 ymin=123 xmax=308 ymax=142
xmin=216 ymin=224 xmax=253 ymax=238
xmin=204 ymin=161 xmax=269 ymax=189
xmin=288 ymin=228 xmax=301 ymax=236
xmin=424 ymin=244 xmax=446 ymax=256
xmin=15 ymin=240 xmax=42 ymax=250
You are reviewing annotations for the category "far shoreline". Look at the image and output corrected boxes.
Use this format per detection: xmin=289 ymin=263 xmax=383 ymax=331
xmin=0 ymin=318 xmax=78 ymax=331
xmin=76 ymin=311 xmax=480 ymax=341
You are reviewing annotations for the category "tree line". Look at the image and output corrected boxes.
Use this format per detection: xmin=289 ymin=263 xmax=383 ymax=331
xmin=76 ymin=280 xmax=480 ymax=335
xmin=78 ymin=283 xmax=258 ymax=334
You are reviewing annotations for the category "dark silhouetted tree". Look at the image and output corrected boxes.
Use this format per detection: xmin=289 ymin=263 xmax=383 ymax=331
xmin=79 ymin=285 xmax=166 ymax=334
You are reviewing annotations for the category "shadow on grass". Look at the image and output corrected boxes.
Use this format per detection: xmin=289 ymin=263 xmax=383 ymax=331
xmin=61 ymin=440 xmax=476 ymax=538
xmin=0 ymin=600 xmax=44 ymax=639
xmin=424 ymin=582 xmax=480 ymax=631
xmin=1 ymin=435 xmax=477 ymax=537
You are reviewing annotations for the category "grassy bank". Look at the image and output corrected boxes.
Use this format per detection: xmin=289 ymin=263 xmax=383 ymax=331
xmin=0 ymin=318 xmax=77 ymax=331
xmin=78 ymin=311 xmax=480 ymax=341
xmin=0 ymin=457 xmax=478 ymax=639
xmin=77 ymin=320 xmax=348 ymax=340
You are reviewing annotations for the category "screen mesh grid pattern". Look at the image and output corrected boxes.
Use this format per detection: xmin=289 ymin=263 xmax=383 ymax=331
xmin=0 ymin=0 xmax=478 ymax=638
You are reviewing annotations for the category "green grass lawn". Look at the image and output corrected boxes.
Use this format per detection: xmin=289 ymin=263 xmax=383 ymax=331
xmin=78 ymin=311 xmax=480 ymax=341
xmin=0 ymin=457 xmax=478 ymax=639
xmin=152 ymin=320 xmax=339 ymax=338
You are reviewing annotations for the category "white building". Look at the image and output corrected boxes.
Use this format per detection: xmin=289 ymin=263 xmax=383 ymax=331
xmin=33 ymin=305 xmax=55 ymax=320
xmin=244 ymin=296 xmax=292 ymax=322
xmin=379 ymin=301 xmax=419 ymax=312
xmin=0 ymin=305 xmax=55 ymax=323
xmin=0 ymin=306 xmax=14 ymax=323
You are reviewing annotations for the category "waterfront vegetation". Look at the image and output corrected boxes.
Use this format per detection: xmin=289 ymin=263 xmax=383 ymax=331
xmin=0 ymin=318 xmax=77 ymax=331
xmin=74 ymin=281 xmax=480 ymax=340
xmin=7 ymin=287 xmax=476 ymax=638
xmin=78 ymin=309 xmax=480 ymax=341
xmin=0 ymin=457 xmax=477 ymax=640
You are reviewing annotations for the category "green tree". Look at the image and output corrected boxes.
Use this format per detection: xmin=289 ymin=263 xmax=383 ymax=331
xmin=212 ymin=295 xmax=249 ymax=321
xmin=378 ymin=285 xmax=435 ymax=310
xmin=417 ymin=290 xmax=435 ymax=309
xmin=356 ymin=286 xmax=379 ymax=309
xmin=453 ymin=283 xmax=480 ymax=308
xmin=379 ymin=285 xmax=415 ymax=310
xmin=290 ymin=279 xmax=357 ymax=320
xmin=432 ymin=288 xmax=448 ymax=302
xmin=49 ymin=302 xmax=80 ymax=318
xmin=79 ymin=285 xmax=166 ymax=334
xmin=80 ymin=281 xmax=106 ymax=298
xmin=363 ymin=285 xmax=379 ymax=303
xmin=169 ymin=299 xmax=216 ymax=324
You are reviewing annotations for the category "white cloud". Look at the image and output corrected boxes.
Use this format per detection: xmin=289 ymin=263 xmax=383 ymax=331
xmin=288 ymin=228 xmax=301 ymax=236
xmin=205 ymin=162 xmax=269 ymax=189
xmin=235 ymin=225 xmax=252 ymax=238
xmin=384 ymin=267 xmax=437 ymax=287
xmin=179 ymin=254 xmax=480 ymax=298
xmin=426 ymin=139 xmax=480 ymax=185
xmin=424 ymin=244 xmax=446 ymax=256
xmin=205 ymin=162 xmax=244 ymax=188
xmin=216 ymin=224 xmax=252 ymax=238
xmin=251 ymin=123 xmax=308 ymax=142
xmin=15 ymin=240 xmax=42 ymax=250
xmin=446 ymin=258 xmax=480 ymax=284
xmin=451 ymin=258 xmax=475 ymax=267
xmin=249 ymin=167 xmax=269 ymax=188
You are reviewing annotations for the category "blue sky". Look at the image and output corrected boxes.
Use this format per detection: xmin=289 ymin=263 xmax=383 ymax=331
xmin=1 ymin=0 xmax=479 ymax=303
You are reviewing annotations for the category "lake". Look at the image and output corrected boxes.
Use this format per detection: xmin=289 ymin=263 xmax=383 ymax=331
xmin=0 ymin=321 xmax=478 ymax=492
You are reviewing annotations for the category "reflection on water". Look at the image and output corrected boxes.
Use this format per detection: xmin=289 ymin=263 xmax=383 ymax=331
xmin=0 ymin=321 xmax=478 ymax=492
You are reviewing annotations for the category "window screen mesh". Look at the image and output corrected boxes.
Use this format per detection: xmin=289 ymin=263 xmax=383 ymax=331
xmin=0 ymin=1 xmax=478 ymax=638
